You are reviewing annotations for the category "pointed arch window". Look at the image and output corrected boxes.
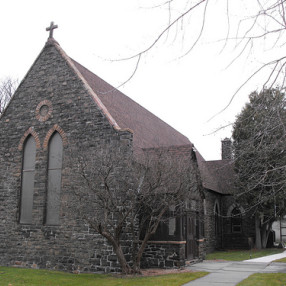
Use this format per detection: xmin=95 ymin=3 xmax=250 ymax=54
xmin=214 ymin=203 xmax=220 ymax=236
xmin=46 ymin=132 xmax=63 ymax=225
xmin=231 ymin=207 xmax=242 ymax=233
xmin=20 ymin=135 xmax=36 ymax=224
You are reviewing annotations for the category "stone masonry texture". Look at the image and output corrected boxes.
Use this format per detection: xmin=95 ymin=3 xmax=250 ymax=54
xmin=0 ymin=37 xmax=255 ymax=273
xmin=0 ymin=39 xmax=206 ymax=273
xmin=0 ymin=40 xmax=133 ymax=272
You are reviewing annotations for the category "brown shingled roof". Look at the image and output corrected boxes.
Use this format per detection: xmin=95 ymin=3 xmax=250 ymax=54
xmin=66 ymin=45 xmax=235 ymax=195
xmin=196 ymin=151 xmax=235 ymax=195
xmin=70 ymin=59 xmax=191 ymax=150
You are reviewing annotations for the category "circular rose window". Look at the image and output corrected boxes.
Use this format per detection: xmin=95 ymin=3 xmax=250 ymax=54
xmin=36 ymin=100 xmax=53 ymax=122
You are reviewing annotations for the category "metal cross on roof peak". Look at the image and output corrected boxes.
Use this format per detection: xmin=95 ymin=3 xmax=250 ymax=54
xmin=46 ymin=22 xmax=58 ymax=39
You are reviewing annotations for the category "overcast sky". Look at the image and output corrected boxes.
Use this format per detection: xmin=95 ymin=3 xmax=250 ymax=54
xmin=1 ymin=0 xmax=276 ymax=160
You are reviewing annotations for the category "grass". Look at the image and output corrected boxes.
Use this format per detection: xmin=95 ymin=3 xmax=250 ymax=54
xmin=274 ymin=257 xmax=286 ymax=263
xmin=0 ymin=267 xmax=208 ymax=286
xmin=237 ymin=273 xmax=286 ymax=286
xmin=206 ymin=248 xmax=284 ymax=261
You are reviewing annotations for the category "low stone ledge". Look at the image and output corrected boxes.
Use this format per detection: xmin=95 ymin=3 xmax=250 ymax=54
xmin=145 ymin=240 xmax=186 ymax=245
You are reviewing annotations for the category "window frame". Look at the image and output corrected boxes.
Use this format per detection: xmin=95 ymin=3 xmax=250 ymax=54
xmin=231 ymin=207 xmax=242 ymax=233
xmin=20 ymin=135 xmax=36 ymax=224
xmin=45 ymin=131 xmax=63 ymax=225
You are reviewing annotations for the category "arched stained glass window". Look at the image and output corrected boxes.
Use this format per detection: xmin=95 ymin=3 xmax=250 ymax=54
xmin=46 ymin=132 xmax=63 ymax=225
xmin=20 ymin=135 xmax=36 ymax=224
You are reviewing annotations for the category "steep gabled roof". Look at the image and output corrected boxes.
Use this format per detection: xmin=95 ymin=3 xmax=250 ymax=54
xmin=11 ymin=38 xmax=192 ymax=152
xmin=50 ymin=39 xmax=235 ymax=194
xmin=196 ymin=151 xmax=235 ymax=195
xmin=70 ymin=58 xmax=191 ymax=150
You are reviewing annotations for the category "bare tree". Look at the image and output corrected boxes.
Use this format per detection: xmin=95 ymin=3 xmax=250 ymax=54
xmin=73 ymin=147 xmax=200 ymax=274
xmin=121 ymin=0 xmax=286 ymax=98
xmin=0 ymin=77 xmax=18 ymax=115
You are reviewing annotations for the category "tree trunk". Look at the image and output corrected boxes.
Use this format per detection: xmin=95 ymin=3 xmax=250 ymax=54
xmin=261 ymin=229 xmax=269 ymax=249
xmin=133 ymin=232 xmax=152 ymax=273
xmin=255 ymin=213 xmax=262 ymax=249
xmin=133 ymin=209 xmax=167 ymax=272
xmin=113 ymin=243 xmax=133 ymax=274
xmin=98 ymin=228 xmax=134 ymax=274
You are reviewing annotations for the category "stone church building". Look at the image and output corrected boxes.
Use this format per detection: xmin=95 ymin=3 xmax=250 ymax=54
xmin=0 ymin=26 xmax=254 ymax=272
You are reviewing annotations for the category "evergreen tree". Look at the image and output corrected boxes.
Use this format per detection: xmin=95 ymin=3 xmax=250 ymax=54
xmin=233 ymin=88 xmax=286 ymax=249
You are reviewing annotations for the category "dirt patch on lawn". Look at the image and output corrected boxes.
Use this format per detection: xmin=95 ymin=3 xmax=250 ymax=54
xmin=112 ymin=267 xmax=197 ymax=278
xmin=140 ymin=268 xmax=196 ymax=276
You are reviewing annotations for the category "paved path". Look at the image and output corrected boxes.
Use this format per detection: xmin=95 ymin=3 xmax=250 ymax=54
xmin=244 ymin=250 xmax=286 ymax=263
xmin=183 ymin=251 xmax=286 ymax=286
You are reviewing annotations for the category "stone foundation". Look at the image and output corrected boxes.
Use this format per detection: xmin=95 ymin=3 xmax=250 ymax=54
xmin=141 ymin=241 xmax=186 ymax=269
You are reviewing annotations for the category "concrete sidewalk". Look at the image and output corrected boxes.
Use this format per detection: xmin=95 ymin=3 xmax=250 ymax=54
xmin=244 ymin=250 xmax=286 ymax=262
xmin=183 ymin=251 xmax=286 ymax=286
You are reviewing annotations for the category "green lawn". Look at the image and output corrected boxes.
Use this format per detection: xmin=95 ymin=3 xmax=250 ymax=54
xmin=237 ymin=273 xmax=286 ymax=286
xmin=0 ymin=267 xmax=207 ymax=286
xmin=206 ymin=248 xmax=284 ymax=261
xmin=274 ymin=257 xmax=286 ymax=263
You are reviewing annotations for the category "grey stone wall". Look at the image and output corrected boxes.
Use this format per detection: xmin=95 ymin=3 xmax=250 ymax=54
xmin=0 ymin=39 xmax=204 ymax=273
xmin=0 ymin=40 xmax=133 ymax=272
xmin=221 ymin=196 xmax=255 ymax=249
xmin=204 ymin=191 xmax=255 ymax=251
xmin=203 ymin=190 xmax=223 ymax=253
xmin=141 ymin=242 xmax=185 ymax=268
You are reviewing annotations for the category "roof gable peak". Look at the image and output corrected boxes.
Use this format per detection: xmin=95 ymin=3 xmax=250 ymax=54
xmin=43 ymin=38 xmax=124 ymax=132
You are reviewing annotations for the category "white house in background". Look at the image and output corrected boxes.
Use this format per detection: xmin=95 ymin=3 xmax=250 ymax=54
xmin=272 ymin=218 xmax=286 ymax=245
